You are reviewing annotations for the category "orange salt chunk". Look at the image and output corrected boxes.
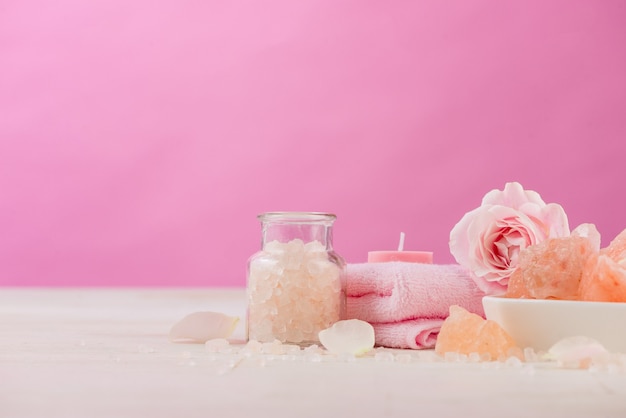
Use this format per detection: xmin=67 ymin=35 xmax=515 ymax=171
xmin=435 ymin=305 xmax=519 ymax=360
xmin=600 ymin=228 xmax=626 ymax=264
xmin=505 ymin=268 xmax=531 ymax=298
xmin=579 ymin=254 xmax=626 ymax=302
xmin=506 ymin=236 xmax=595 ymax=300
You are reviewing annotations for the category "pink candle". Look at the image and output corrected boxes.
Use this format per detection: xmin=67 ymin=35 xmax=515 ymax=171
xmin=368 ymin=232 xmax=433 ymax=263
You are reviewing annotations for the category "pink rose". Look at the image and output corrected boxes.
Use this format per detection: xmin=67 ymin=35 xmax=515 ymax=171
xmin=449 ymin=182 xmax=570 ymax=295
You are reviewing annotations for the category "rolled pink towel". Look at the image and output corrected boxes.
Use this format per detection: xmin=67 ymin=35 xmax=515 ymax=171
xmin=372 ymin=318 xmax=443 ymax=350
xmin=346 ymin=262 xmax=486 ymax=349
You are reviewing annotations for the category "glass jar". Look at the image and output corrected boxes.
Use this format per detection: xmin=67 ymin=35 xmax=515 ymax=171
xmin=246 ymin=212 xmax=346 ymax=345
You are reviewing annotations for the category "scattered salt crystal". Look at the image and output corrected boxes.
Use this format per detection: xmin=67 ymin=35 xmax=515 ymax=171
xmin=205 ymin=338 xmax=230 ymax=353
xmin=305 ymin=353 xmax=322 ymax=363
xmin=444 ymin=352 xmax=459 ymax=362
xmin=507 ymin=347 xmax=524 ymax=360
xmin=505 ymin=356 xmax=523 ymax=368
xmin=242 ymin=339 xmax=263 ymax=354
xmin=481 ymin=361 xmax=496 ymax=369
xmin=547 ymin=336 xmax=609 ymax=369
xmin=282 ymin=344 xmax=301 ymax=354
xmin=261 ymin=340 xmax=284 ymax=355
xmin=338 ymin=353 xmax=357 ymax=362
xmin=468 ymin=352 xmax=481 ymax=363
xmin=395 ymin=353 xmax=412 ymax=364
xmin=417 ymin=350 xmax=441 ymax=363
xmin=374 ymin=351 xmax=395 ymax=363
xmin=318 ymin=319 xmax=375 ymax=356
xmin=303 ymin=344 xmax=322 ymax=354
xmin=523 ymin=347 xmax=538 ymax=363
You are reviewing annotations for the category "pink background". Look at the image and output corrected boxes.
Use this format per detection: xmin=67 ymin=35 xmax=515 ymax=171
xmin=1 ymin=1 xmax=625 ymax=287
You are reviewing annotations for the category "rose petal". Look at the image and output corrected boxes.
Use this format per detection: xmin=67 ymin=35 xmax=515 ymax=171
xmin=481 ymin=182 xmax=546 ymax=209
xmin=169 ymin=311 xmax=240 ymax=343
xmin=450 ymin=183 xmax=571 ymax=296
xmin=471 ymin=274 xmax=508 ymax=295
xmin=449 ymin=206 xmax=485 ymax=267
xmin=521 ymin=202 xmax=570 ymax=238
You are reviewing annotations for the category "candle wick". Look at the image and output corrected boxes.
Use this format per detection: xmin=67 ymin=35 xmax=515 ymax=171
xmin=398 ymin=232 xmax=405 ymax=251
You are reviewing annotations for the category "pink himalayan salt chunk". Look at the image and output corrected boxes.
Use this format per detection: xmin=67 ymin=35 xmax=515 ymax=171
xmin=505 ymin=268 xmax=529 ymax=299
xmin=435 ymin=305 xmax=520 ymax=360
xmin=579 ymin=253 xmax=626 ymax=302
xmin=600 ymin=227 xmax=626 ymax=263
xmin=504 ymin=235 xmax=596 ymax=300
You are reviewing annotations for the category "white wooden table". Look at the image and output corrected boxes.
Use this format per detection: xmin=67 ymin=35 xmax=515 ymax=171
xmin=1 ymin=288 xmax=625 ymax=418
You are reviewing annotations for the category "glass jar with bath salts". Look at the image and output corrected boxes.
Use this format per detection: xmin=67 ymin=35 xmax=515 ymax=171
xmin=246 ymin=212 xmax=346 ymax=345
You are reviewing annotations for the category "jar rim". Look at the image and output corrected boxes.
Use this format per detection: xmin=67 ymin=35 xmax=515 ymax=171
xmin=258 ymin=212 xmax=337 ymax=222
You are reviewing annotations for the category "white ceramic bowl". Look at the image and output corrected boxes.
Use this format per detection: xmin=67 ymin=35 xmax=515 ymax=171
xmin=482 ymin=296 xmax=626 ymax=352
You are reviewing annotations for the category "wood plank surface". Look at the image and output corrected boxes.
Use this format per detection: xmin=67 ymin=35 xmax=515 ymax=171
xmin=1 ymin=288 xmax=625 ymax=418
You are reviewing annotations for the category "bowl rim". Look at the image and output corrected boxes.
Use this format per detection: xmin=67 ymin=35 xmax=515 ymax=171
xmin=482 ymin=295 xmax=626 ymax=308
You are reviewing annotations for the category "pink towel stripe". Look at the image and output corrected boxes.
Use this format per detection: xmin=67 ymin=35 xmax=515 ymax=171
xmin=346 ymin=262 xmax=486 ymax=322
xmin=372 ymin=318 xmax=443 ymax=349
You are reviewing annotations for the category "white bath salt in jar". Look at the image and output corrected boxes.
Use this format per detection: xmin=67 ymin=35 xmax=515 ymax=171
xmin=246 ymin=212 xmax=346 ymax=345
